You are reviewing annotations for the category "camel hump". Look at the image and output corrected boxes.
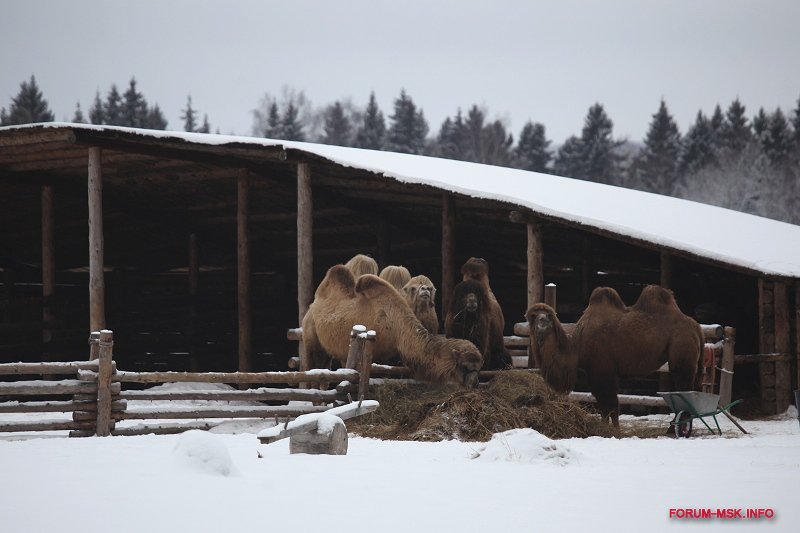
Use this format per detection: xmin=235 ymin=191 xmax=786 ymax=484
xmin=355 ymin=273 xmax=398 ymax=300
xmin=461 ymin=257 xmax=489 ymax=280
xmin=315 ymin=265 xmax=356 ymax=299
xmin=633 ymin=285 xmax=678 ymax=313
xmin=588 ymin=287 xmax=626 ymax=310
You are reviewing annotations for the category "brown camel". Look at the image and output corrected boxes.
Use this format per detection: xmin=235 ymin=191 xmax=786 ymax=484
xmin=379 ymin=265 xmax=412 ymax=292
xmin=526 ymin=285 xmax=703 ymax=426
xmin=445 ymin=279 xmax=511 ymax=370
xmin=302 ymin=265 xmax=483 ymax=387
xmin=402 ymin=274 xmax=440 ymax=334
xmin=460 ymin=257 xmax=509 ymax=366
xmin=344 ymin=254 xmax=378 ymax=277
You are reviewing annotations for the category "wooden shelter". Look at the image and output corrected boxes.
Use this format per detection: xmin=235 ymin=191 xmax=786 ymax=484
xmin=1 ymin=123 xmax=797 ymax=414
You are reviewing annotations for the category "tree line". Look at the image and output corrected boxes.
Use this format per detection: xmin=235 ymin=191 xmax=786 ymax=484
xmin=3 ymin=75 xmax=799 ymax=224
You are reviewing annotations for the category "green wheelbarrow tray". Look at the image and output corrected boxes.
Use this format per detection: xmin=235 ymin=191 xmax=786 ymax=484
xmin=658 ymin=391 xmax=745 ymax=438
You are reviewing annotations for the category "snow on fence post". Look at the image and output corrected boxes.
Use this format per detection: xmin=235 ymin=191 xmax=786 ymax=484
xmin=95 ymin=330 xmax=114 ymax=437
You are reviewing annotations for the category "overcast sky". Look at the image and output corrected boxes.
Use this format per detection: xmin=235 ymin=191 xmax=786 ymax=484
xmin=2 ymin=0 xmax=799 ymax=143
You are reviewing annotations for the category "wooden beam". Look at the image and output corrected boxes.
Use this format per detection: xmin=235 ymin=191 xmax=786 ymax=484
xmin=527 ymin=223 xmax=543 ymax=308
xmin=87 ymin=147 xmax=105 ymax=332
xmin=237 ymin=169 xmax=251 ymax=373
xmin=41 ymin=184 xmax=55 ymax=350
xmin=441 ymin=193 xmax=455 ymax=316
xmin=188 ymin=233 xmax=199 ymax=372
xmin=660 ymin=251 xmax=671 ymax=289
xmin=297 ymin=162 xmax=313 ymax=371
xmin=773 ymin=282 xmax=791 ymax=413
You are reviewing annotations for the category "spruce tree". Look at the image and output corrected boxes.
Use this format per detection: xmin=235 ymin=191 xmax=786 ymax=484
xmin=463 ymin=105 xmax=486 ymax=162
xmin=322 ymin=101 xmax=352 ymax=146
xmin=181 ymin=95 xmax=198 ymax=132
xmin=514 ymin=121 xmax=551 ymax=172
xmin=281 ymin=101 xmax=304 ymax=141
xmin=482 ymin=120 xmax=514 ymax=166
xmin=89 ymin=90 xmax=106 ymax=125
xmin=553 ymin=135 xmax=584 ymax=178
xmin=679 ymin=111 xmax=715 ymax=175
xmin=144 ymin=104 xmax=168 ymax=130
xmin=265 ymin=100 xmax=281 ymax=138
xmin=104 ymin=85 xmax=123 ymax=126
xmin=197 ymin=114 xmax=211 ymax=134
xmin=635 ymin=99 xmax=682 ymax=193
xmin=1 ymin=75 xmax=54 ymax=125
xmin=72 ymin=102 xmax=86 ymax=123
xmin=386 ymin=89 xmax=428 ymax=154
xmin=721 ymin=98 xmax=752 ymax=154
xmin=576 ymin=103 xmax=621 ymax=184
xmin=122 ymin=78 xmax=147 ymax=127
xmin=790 ymin=95 xmax=800 ymax=155
xmin=355 ymin=92 xmax=386 ymax=149
xmin=761 ymin=108 xmax=792 ymax=165
xmin=752 ymin=107 xmax=768 ymax=139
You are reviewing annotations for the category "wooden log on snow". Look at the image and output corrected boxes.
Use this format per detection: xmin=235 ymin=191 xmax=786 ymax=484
xmin=568 ymin=391 xmax=667 ymax=408
xmin=117 ymin=387 xmax=347 ymax=403
xmin=0 ymin=360 xmax=99 ymax=375
xmin=116 ymin=404 xmax=332 ymax=421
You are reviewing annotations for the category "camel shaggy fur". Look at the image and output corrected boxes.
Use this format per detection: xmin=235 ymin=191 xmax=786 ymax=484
xmin=379 ymin=265 xmax=412 ymax=291
xmin=526 ymin=285 xmax=703 ymax=427
xmin=402 ymin=274 xmax=440 ymax=334
xmin=445 ymin=279 xmax=511 ymax=370
xmin=344 ymin=254 xmax=379 ymax=277
xmin=302 ymin=265 xmax=483 ymax=387
xmin=460 ymin=257 xmax=510 ymax=368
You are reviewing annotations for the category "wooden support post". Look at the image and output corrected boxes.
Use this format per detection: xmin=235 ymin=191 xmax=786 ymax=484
xmin=527 ymin=223 xmax=543 ymax=309
xmin=188 ymin=233 xmax=199 ymax=372
xmin=773 ymin=282 xmax=791 ymax=413
xmin=237 ymin=169 xmax=251 ymax=373
xmin=359 ymin=331 xmax=376 ymax=402
xmin=297 ymin=162 xmax=313 ymax=371
xmin=441 ymin=193 xmax=455 ymax=318
xmin=580 ymin=236 xmax=592 ymax=304
xmin=95 ymin=330 xmax=114 ymax=437
xmin=87 ymin=147 xmax=105 ymax=332
xmin=88 ymin=331 xmax=100 ymax=360
xmin=41 ymin=184 xmax=55 ymax=351
xmin=718 ymin=327 xmax=735 ymax=408
xmin=796 ymin=283 xmax=800 ymax=394
xmin=544 ymin=283 xmax=557 ymax=310
xmin=660 ymin=251 xmax=671 ymax=289
xmin=758 ymin=279 xmax=777 ymax=413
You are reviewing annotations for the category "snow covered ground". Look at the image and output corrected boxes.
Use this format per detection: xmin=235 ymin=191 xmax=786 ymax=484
xmin=1 ymin=393 xmax=797 ymax=533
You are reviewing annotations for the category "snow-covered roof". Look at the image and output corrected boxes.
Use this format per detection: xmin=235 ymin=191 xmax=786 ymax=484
xmin=6 ymin=123 xmax=800 ymax=279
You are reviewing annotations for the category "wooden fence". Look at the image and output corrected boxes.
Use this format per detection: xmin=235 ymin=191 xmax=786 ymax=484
xmin=0 ymin=329 xmax=373 ymax=438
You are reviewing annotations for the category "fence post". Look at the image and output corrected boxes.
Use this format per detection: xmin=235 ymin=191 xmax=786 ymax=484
xmin=96 ymin=330 xmax=114 ymax=437
xmin=718 ymin=327 xmax=735 ymax=408
xmin=88 ymin=331 xmax=100 ymax=360
xmin=359 ymin=331 xmax=376 ymax=401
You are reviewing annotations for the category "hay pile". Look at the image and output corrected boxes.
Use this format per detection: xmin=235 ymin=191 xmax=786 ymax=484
xmin=349 ymin=371 xmax=619 ymax=441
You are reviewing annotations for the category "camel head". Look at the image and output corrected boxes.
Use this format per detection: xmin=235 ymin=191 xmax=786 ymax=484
xmin=403 ymin=275 xmax=436 ymax=309
xmin=525 ymin=303 xmax=578 ymax=394
xmin=450 ymin=341 xmax=483 ymax=387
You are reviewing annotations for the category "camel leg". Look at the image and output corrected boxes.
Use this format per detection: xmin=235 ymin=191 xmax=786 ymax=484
xmin=589 ymin=370 xmax=620 ymax=427
xmin=668 ymin=352 xmax=697 ymax=391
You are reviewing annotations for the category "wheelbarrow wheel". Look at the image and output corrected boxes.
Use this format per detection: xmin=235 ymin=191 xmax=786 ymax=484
xmin=674 ymin=411 xmax=693 ymax=438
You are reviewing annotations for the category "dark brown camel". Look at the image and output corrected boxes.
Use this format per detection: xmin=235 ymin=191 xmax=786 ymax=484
xmin=526 ymin=285 xmax=703 ymax=427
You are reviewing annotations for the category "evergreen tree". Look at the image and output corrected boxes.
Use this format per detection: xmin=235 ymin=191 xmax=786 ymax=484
xmin=355 ymin=92 xmax=386 ymax=149
xmin=790 ymin=95 xmax=800 ymax=158
xmin=721 ymin=98 xmax=752 ymax=154
xmin=264 ymin=100 xmax=281 ymax=138
xmin=197 ymin=114 xmax=210 ymax=134
xmin=553 ymin=135 xmax=584 ymax=177
xmin=143 ymin=104 xmax=168 ymax=130
xmin=463 ymin=105 xmax=486 ymax=162
xmin=752 ymin=107 xmax=768 ymax=139
xmin=679 ymin=111 xmax=715 ymax=175
xmin=281 ymin=101 xmax=304 ymax=141
xmin=89 ymin=90 xmax=106 ymax=125
xmin=576 ymin=103 xmax=621 ymax=184
xmin=0 ymin=75 xmax=54 ymax=125
xmin=103 ymin=85 xmax=123 ymax=126
xmin=72 ymin=102 xmax=86 ymax=123
xmin=635 ymin=99 xmax=682 ymax=193
xmin=514 ymin=121 xmax=551 ymax=172
xmin=322 ymin=101 xmax=352 ymax=146
xmin=181 ymin=95 xmax=198 ymax=132
xmin=122 ymin=78 xmax=147 ymax=127
xmin=482 ymin=120 xmax=514 ymax=166
xmin=760 ymin=108 xmax=792 ymax=165
xmin=386 ymin=89 xmax=428 ymax=154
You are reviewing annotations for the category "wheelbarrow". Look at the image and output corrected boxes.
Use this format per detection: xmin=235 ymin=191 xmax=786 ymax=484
xmin=658 ymin=391 xmax=746 ymax=438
